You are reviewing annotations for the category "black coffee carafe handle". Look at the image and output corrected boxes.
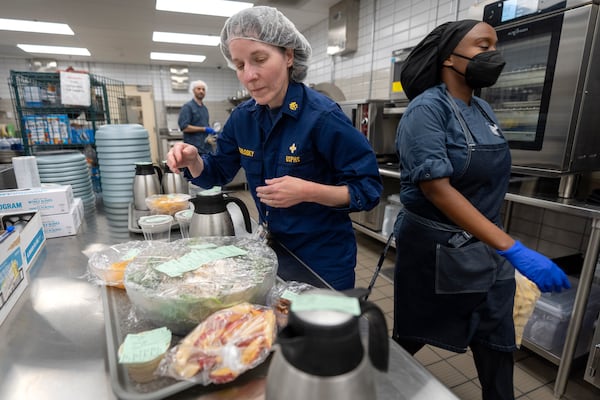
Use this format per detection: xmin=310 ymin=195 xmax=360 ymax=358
xmin=224 ymin=196 xmax=252 ymax=233
xmin=153 ymin=164 xmax=163 ymax=183
xmin=360 ymin=300 xmax=389 ymax=372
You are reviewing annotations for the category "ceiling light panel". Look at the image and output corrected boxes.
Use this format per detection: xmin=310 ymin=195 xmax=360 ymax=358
xmin=153 ymin=32 xmax=220 ymax=46
xmin=150 ymin=52 xmax=206 ymax=63
xmin=155 ymin=0 xmax=253 ymax=18
xmin=0 ymin=18 xmax=74 ymax=35
xmin=17 ymin=44 xmax=90 ymax=56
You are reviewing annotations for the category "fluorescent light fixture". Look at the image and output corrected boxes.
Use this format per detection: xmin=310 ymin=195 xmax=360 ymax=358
xmin=153 ymin=31 xmax=220 ymax=46
xmin=156 ymin=0 xmax=253 ymax=18
xmin=0 ymin=18 xmax=74 ymax=35
xmin=17 ymin=44 xmax=91 ymax=56
xmin=150 ymin=52 xmax=206 ymax=63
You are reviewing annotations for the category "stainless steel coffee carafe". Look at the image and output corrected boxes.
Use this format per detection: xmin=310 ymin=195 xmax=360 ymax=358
xmin=266 ymin=290 xmax=389 ymax=400
xmin=188 ymin=191 xmax=252 ymax=237
xmin=133 ymin=162 xmax=162 ymax=210
xmin=161 ymin=161 xmax=188 ymax=194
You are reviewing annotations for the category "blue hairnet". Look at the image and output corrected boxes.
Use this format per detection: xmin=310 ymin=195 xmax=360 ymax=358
xmin=220 ymin=6 xmax=312 ymax=82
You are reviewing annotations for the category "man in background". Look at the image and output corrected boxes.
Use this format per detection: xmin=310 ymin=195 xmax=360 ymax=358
xmin=178 ymin=80 xmax=215 ymax=155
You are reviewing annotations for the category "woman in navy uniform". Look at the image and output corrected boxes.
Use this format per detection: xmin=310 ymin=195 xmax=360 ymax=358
xmin=167 ymin=6 xmax=382 ymax=290
xmin=392 ymin=20 xmax=570 ymax=400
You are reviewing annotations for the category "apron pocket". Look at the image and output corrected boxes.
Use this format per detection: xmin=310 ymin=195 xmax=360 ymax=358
xmin=435 ymin=241 xmax=497 ymax=294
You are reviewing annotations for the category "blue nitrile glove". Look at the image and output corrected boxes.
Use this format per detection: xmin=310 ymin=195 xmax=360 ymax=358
xmin=497 ymin=241 xmax=571 ymax=293
xmin=205 ymin=127 xmax=215 ymax=134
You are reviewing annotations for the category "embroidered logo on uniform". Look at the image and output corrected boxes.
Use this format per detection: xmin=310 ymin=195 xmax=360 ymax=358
xmin=489 ymin=123 xmax=502 ymax=136
xmin=289 ymin=143 xmax=297 ymax=154
xmin=286 ymin=156 xmax=301 ymax=163
xmin=289 ymin=101 xmax=298 ymax=111
xmin=239 ymin=147 xmax=255 ymax=157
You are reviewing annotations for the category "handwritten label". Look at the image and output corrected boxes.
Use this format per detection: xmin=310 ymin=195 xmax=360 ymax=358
xmin=60 ymin=72 xmax=91 ymax=106
xmin=154 ymin=245 xmax=248 ymax=277
xmin=290 ymin=294 xmax=361 ymax=316
xmin=118 ymin=327 xmax=171 ymax=364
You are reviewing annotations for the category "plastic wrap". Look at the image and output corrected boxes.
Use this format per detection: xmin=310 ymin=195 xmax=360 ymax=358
xmin=513 ymin=270 xmax=541 ymax=347
xmin=123 ymin=237 xmax=278 ymax=335
xmin=266 ymin=280 xmax=316 ymax=328
xmin=86 ymin=241 xmax=152 ymax=289
xmin=157 ymin=303 xmax=276 ymax=384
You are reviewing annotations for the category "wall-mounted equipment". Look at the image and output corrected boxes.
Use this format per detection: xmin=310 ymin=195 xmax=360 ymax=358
xmin=389 ymin=47 xmax=414 ymax=102
xmin=327 ymin=0 xmax=359 ymax=56
xmin=169 ymin=65 xmax=189 ymax=91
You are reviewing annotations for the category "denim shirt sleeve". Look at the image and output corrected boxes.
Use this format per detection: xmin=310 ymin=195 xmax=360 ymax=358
xmin=398 ymin=102 xmax=454 ymax=183
xmin=178 ymin=103 xmax=192 ymax=131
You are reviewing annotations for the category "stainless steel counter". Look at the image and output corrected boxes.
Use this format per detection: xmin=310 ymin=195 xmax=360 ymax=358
xmin=0 ymin=204 xmax=458 ymax=400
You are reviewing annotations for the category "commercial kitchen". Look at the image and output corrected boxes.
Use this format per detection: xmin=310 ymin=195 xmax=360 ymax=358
xmin=1 ymin=0 xmax=600 ymax=399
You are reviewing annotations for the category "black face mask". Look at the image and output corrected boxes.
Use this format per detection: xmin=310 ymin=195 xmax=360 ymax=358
xmin=448 ymin=51 xmax=506 ymax=88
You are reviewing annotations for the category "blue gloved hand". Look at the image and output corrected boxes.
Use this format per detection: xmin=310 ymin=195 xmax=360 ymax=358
xmin=497 ymin=241 xmax=571 ymax=293
xmin=205 ymin=127 xmax=215 ymax=134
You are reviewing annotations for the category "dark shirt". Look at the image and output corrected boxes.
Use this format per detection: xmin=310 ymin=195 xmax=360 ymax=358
xmin=178 ymin=99 xmax=211 ymax=154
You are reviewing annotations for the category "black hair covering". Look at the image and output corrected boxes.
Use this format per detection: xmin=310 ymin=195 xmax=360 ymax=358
xmin=400 ymin=19 xmax=481 ymax=100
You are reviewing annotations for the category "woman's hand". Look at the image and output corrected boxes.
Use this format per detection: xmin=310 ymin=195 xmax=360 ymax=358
xmin=256 ymin=176 xmax=350 ymax=208
xmin=167 ymin=142 xmax=203 ymax=177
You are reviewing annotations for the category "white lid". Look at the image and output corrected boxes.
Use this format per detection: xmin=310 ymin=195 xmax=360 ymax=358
xmin=534 ymin=277 xmax=600 ymax=320
xmin=174 ymin=209 xmax=193 ymax=223
xmin=138 ymin=214 xmax=173 ymax=227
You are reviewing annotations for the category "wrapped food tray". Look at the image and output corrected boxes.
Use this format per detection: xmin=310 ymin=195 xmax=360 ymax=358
xmin=101 ymin=285 xmax=271 ymax=400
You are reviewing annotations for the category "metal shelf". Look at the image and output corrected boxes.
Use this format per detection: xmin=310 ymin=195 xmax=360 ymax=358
xmin=352 ymin=222 xmax=396 ymax=249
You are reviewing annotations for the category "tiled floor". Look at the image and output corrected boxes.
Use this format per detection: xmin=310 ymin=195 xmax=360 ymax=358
xmin=354 ymin=231 xmax=600 ymax=400
xmin=229 ymin=190 xmax=600 ymax=400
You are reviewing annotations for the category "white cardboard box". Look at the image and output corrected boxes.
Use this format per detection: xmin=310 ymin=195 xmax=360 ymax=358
xmin=41 ymin=197 xmax=83 ymax=238
xmin=0 ymin=210 xmax=45 ymax=325
xmin=0 ymin=185 xmax=74 ymax=216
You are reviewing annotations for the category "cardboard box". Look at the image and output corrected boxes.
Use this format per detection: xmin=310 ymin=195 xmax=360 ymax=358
xmin=0 ymin=210 xmax=45 ymax=325
xmin=0 ymin=211 xmax=45 ymax=272
xmin=41 ymin=197 xmax=83 ymax=238
xmin=0 ymin=185 xmax=74 ymax=216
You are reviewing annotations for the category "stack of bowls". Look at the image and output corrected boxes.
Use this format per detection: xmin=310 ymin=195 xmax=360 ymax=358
xmin=36 ymin=151 xmax=96 ymax=213
xmin=95 ymin=124 xmax=152 ymax=237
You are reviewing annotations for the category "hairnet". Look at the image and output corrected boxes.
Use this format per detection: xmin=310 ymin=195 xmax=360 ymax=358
xmin=189 ymin=80 xmax=207 ymax=94
xmin=400 ymin=19 xmax=481 ymax=100
xmin=220 ymin=6 xmax=312 ymax=82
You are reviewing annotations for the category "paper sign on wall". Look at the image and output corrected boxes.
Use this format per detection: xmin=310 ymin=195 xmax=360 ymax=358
xmin=60 ymin=72 xmax=91 ymax=106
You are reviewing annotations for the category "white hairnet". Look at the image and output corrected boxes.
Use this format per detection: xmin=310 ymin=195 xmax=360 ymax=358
xmin=189 ymin=80 xmax=207 ymax=94
xmin=220 ymin=6 xmax=312 ymax=82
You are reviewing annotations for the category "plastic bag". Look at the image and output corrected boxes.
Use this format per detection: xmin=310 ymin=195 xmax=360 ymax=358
xmin=157 ymin=302 xmax=276 ymax=384
xmin=123 ymin=237 xmax=278 ymax=335
xmin=267 ymin=280 xmax=316 ymax=328
xmin=85 ymin=240 xmax=152 ymax=289
xmin=513 ymin=270 xmax=541 ymax=347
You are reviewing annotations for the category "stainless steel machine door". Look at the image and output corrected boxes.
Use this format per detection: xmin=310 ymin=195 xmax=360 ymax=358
xmin=479 ymin=2 xmax=600 ymax=174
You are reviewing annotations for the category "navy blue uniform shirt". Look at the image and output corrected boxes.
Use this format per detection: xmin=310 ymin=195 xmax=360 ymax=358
xmin=190 ymin=81 xmax=382 ymax=289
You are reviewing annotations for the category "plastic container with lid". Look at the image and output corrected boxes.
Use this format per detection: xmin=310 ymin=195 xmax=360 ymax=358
xmin=175 ymin=209 xmax=193 ymax=239
xmin=138 ymin=214 xmax=173 ymax=242
xmin=381 ymin=194 xmax=403 ymax=237
xmin=522 ymin=277 xmax=600 ymax=358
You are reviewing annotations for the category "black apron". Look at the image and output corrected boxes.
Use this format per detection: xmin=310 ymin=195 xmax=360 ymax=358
xmin=393 ymin=93 xmax=517 ymax=353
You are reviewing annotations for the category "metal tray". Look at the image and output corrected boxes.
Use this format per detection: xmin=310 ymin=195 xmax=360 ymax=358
xmin=101 ymin=285 xmax=270 ymax=400
xmin=127 ymin=202 xmax=187 ymax=234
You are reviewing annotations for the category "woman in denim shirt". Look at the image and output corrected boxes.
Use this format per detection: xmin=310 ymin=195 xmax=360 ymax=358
xmin=392 ymin=20 xmax=570 ymax=400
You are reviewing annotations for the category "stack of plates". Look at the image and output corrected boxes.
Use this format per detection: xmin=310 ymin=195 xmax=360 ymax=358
xmin=95 ymin=124 xmax=152 ymax=233
xmin=36 ymin=151 xmax=96 ymax=212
